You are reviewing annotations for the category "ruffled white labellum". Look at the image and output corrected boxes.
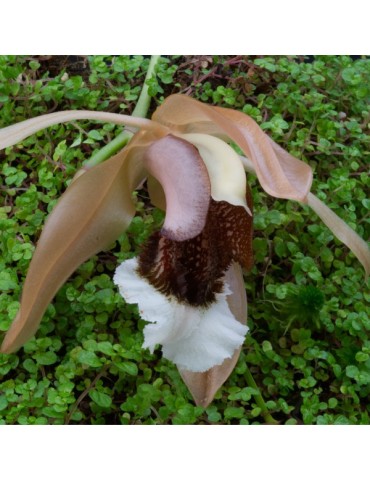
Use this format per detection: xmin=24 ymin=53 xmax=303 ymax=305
xmin=179 ymin=133 xmax=252 ymax=216
xmin=114 ymin=258 xmax=248 ymax=372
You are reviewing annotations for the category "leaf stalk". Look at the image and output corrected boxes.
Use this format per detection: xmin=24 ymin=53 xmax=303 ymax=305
xmin=244 ymin=364 xmax=279 ymax=424
xmin=84 ymin=55 xmax=161 ymax=168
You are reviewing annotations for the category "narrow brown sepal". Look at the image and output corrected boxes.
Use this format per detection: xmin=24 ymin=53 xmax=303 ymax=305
xmin=178 ymin=263 xmax=247 ymax=407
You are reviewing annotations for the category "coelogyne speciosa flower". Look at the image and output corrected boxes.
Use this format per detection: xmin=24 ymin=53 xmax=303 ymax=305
xmin=0 ymin=94 xmax=369 ymax=407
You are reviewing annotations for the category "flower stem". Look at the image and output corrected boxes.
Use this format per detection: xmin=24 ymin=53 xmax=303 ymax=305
xmin=244 ymin=364 xmax=279 ymax=424
xmin=132 ymin=55 xmax=160 ymax=118
xmin=83 ymin=55 xmax=161 ymax=168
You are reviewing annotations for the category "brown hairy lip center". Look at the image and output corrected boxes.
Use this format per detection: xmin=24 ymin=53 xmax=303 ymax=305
xmin=137 ymin=197 xmax=253 ymax=306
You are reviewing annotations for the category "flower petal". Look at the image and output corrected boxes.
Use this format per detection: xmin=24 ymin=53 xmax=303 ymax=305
xmin=147 ymin=174 xmax=166 ymax=210
xmin=143 ymin=134 xmax=211 ymax=241
xmin=152 ymin=94 xmax=313 ymax=202
xmin=307 ymin=193 xmax=370 ymax=276
xmin=0 ymin=131 xmax=152 ymax=353
xmin=240 ymin=153 xmax=370 ymax=276
xmin=179 ymin=262 xmax=248 ymax=407
xmin=179 ymin=133 xmax=252 ymax=216
xmin=0 ymin=110 xmax=156 ymax=150
xmin=113 ymin=258 xmax=248 ymax=373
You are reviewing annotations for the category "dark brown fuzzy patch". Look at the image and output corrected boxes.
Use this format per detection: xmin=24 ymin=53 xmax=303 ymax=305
xmin=137 ymin=197 xmax=253 ymax=306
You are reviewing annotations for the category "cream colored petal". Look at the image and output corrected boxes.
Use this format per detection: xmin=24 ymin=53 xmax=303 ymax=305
xmin=0 ymin=110 xmax=156 ymax=149
xmin=178 ymin=133 xmax=252 ymax=216
xmin=239 ymin=154 xmax=255 ymax=174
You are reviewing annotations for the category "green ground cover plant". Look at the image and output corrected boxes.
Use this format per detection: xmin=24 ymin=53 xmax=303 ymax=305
xmin=0 ymin=55 xmax=369 ymax=424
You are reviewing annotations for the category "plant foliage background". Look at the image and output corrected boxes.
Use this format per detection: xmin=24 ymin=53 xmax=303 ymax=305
xmin=0 ymin=55 xmax=369 ymax=425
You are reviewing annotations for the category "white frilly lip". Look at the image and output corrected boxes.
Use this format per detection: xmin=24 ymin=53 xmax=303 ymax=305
xmin=113 ymin=258 xmax=248 ymax=373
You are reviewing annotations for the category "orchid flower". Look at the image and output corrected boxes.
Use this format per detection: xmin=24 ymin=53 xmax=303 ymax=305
xmin=0 ymin=94 xmax=369 ymax=408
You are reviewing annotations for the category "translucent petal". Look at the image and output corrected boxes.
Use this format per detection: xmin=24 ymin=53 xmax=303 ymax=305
xmin=307 ymin=193 xmax=370 ymax=276
xmin=152 ymin=94 xmax=313 ymax=202
xmin=0 ymin=131 xmax=153 ymax=353
xmin=0 ymin=110 xmax=156 ymax=150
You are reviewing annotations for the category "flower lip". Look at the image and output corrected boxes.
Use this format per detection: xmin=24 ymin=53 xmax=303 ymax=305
xmin=143 ymin=134 xmax=211 ymax=242
xmin=114 ymin=257 xmax=249 ymax=373
xmin=137 ymin=198 xmax=253 ymax=307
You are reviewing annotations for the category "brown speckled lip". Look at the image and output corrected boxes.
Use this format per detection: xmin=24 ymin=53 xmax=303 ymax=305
xmin=137 ymin=197 xmax=253 ymax=307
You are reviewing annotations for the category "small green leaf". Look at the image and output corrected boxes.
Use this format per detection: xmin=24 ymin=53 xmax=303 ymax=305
xmin=70 ymin=135 xmax=82 ymax=148
xmin=76 ymin=350 xmax=103 ymax=368
xmin=333 ymin=415 xmax=351 ymax=425
xmin=29 ymin=61 xmax=40 ymax=71
xmin=53 ymin=140 xmax=67 ymax=161
xmin=87 ymin=129 xmax=104 ymax=141
xmin=346 ymin=365 xmax=359 ymax=379
xmin=116 ymin=361 xmax=138 ymax=376
xmin=206 ymin=407 xmax=221 ymax=423
xmin=341 ymin=68 xmax=362 ymax=85
xmin=251 ymin=407 xmax=262 ymax=417
xmin=0 ymin=395 xmax=8 ymax=411
xmin=34 ymin=351 xmax=58 ymax=366
xmin=23 ymin=358 xmax=38 ymax=373
xmin=0 ymin=271 xmax=18 ymax=291
xmin=355 ymin=352 xmax=369 ymax=363
xmin=42 ymin=407 xmax=65 ymax=419
xmin=89 ymin=390 xmax=112 ymax=408
xmin=262 ymin=340 xmax=273 ymax=353
xmin=224 ymin=406 xmax=245 ymax=419
xmin=254 ymin=57 xmax=276 ymax=72
xmin=97 ymin=341 xmax=115 ymax=356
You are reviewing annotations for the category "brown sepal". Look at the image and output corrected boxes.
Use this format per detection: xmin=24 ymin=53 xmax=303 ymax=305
xmin=179 ymin=262 xmax=248 ymax=407
xmin=0 ymin=130 xmax=155 ymax=353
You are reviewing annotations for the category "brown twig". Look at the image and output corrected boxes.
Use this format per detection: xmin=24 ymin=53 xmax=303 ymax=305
xmin=64 ymin=364 xmax=109 ymax=424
